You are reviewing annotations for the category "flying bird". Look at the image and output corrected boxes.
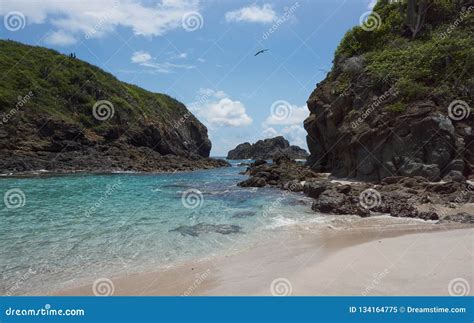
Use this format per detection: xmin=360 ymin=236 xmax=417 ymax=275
xmin=254 ymin=49 xmax=269 ymax=56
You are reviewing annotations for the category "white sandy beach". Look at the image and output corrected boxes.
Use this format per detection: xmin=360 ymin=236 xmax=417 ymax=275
xmin=57 ymin=216 xmax=473 ymax=296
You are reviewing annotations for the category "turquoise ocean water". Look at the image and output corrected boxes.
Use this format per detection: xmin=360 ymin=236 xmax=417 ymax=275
xmin=0 ymin=160 xmax=319 ymax=295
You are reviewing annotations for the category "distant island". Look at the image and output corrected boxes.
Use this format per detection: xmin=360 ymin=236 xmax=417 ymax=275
xmin=0 ymin=40 xmax=227 ymax=174
xmin=227 ymin=136 xmax=308 ymax=160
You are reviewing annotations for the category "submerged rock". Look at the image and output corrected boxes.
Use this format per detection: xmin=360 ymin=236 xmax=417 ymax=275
xmin=231 ymin=211 xmax=256 ymax=218
xmin=170 ymin=223 xmax=242 ymax=237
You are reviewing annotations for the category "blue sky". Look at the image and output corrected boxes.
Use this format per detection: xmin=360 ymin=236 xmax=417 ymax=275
xmin=1 ymin=0 xmax=376 ymax=156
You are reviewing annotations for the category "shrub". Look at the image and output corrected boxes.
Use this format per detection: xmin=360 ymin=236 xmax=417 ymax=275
xmin=385 ymin=102 xmax=406 ymax=113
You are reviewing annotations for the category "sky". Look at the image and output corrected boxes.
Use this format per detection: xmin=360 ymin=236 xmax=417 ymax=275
xmin=0 ymin=0 xmax=376 ymax=156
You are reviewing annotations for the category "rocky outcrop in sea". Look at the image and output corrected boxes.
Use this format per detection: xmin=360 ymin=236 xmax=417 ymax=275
xmin=227 ymin=136 xmax=308 ymax=160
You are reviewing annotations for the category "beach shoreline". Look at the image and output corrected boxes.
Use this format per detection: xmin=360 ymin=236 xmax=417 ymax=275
xmin=55 ymin=217 xmax=473 ymax=296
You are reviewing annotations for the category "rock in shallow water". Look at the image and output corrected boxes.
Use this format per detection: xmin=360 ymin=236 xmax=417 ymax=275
xmin=170 ymin=223 xmax=242 ymax=237
xmin=231 ymin=211 xmax=256 ymax=218
xmin=238 ymin=177 xmax=267 ymax=187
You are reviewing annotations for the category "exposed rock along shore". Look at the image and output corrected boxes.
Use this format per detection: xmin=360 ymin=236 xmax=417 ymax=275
xmin=238 ymin=156 xmax=473 ymax=224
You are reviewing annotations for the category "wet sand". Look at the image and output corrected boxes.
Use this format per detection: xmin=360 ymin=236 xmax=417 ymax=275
xmin=57 ymin=215 xmax=473 ymax=296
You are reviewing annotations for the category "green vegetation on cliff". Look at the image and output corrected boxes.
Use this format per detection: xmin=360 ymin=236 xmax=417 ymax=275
xmin=0 ymin=40 xmax=217 ymax=172
xmin=305 ymin=0 xmax=472 ymax=181
xmin=332 ymin=0 xmax=473 ymax=107
xmin=0 ymin=40 xmax=187 ymax=129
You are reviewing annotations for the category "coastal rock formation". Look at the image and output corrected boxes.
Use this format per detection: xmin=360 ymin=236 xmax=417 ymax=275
xmin=0 ymin=40 xmax=228 ymax=173
xmin=304 ymin=1 xmax=473 ymax=181
xmin=238 ymin=157 xmax=474 ymax=223
xmin=227 ymin=136 xmax=308 ymax=160
xmin=236 ymin=2 xmax=474 ymax=224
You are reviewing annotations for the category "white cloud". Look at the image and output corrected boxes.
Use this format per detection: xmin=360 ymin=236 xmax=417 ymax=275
xmin=191 ymin=89 xmax=253 ymax=127
xmin=225 ymin=4 xmax=276 ymax=24
xmin=0 ymin=0 xmax=200 ymax=46
xmin=197 ymin=88 xmax=226 ymax=99
xmin=131 ymin=51 xmax=152 ymax=64
xmin=281 ymin=125 xmax=307 ymax=148
xmin=45 ymin=30 xmax=77 ymax=46
xmin=262 ymin=126 xmax=278 ymax=137
xmin=204 ymin=98 xmax=253 ymax=127
xmin=263 ymin=104 xmax=308 ymax=126
xmin=262 ymin=102 xmax=308 ymax=149
xmin=131 ymin=50 xmax=195 ymax=73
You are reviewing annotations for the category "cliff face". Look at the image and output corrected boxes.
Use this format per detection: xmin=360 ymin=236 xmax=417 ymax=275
xmin=227 ymin=136 xmax=308 ymax=160
xmin=304 ymin=0 xmax=473 ymax=182
xmin=0 ymin=40 xmax=225 ymax=173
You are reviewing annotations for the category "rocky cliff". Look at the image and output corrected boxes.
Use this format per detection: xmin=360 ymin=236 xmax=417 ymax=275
xmin=0 ymin=40 xmax=228 ymax=173
xmin=227 ymin=136 xmax=308 ymax=160
xmin=304 ymin=0 xmax=473 ymax=182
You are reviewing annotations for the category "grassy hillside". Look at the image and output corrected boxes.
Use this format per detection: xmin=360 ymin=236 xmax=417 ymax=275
xmin=0 ymin=40 xmax=220 ymax=172
xmin=0 ymin=40 xmax=189 ymax=130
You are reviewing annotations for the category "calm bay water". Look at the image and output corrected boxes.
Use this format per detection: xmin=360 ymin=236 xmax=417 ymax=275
xmin=0 ymin=160 xmax=319 ymax=295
